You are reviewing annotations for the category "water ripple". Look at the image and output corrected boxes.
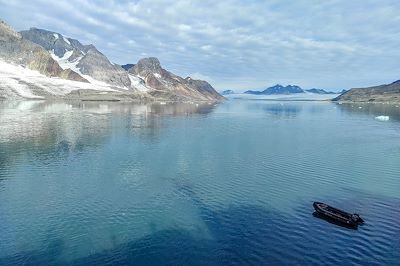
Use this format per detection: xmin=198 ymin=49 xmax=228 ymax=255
xmin=0 ymin=101 xmax=399 ymax=265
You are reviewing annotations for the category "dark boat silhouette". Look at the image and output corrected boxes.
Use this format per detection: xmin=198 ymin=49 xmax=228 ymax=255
xmin=313 ymin=202 xmax=364 ymax=228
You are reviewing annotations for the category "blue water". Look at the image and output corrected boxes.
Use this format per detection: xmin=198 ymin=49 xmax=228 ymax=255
xmin=0 ymin=100 xmax=399 ymax=265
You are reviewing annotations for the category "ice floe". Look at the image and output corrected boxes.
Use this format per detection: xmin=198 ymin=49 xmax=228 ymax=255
xmin=375 ymin=116 xmax=390 ymax=121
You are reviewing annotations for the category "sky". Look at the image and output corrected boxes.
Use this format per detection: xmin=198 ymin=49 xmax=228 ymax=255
xmin=1 ymin=0 xmax=400 ymax=92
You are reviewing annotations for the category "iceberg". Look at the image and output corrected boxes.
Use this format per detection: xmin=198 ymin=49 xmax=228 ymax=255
xmin=375 ymin=116 xmax=390 ymax=121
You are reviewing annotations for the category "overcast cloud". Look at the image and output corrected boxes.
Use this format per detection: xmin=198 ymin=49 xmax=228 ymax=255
xmin=1 ymin=0 xmax=400 ymax=91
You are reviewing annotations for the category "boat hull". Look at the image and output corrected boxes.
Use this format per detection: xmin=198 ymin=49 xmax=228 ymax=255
xmin=313 ymin=202 xmax=363 ymax=227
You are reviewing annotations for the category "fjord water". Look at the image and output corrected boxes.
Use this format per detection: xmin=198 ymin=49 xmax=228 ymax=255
xmin=0 ymin=100 xmax=399 ymax=265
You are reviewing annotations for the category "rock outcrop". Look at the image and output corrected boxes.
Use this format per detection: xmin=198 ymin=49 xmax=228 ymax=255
xmin=221 ymin=90 xmax=235 ymax=95
xmin=128 ymin=57 xmax=223 ymax=101
xmin=77 ymin=48 xmax=131 ymax=87
xmin=0 ymin=21 xmax=87 ymax=82
xmin=305 ymin=88 xmax=336 ymax=94
xmin=21 ymin=28 xmax=130 ymax=88
xmin=333 ymin=81 xmax=400 ymax=102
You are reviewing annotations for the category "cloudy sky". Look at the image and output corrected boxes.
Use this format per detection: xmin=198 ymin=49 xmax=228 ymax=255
xmin=1 ymin=0 xmax=400 ymax=91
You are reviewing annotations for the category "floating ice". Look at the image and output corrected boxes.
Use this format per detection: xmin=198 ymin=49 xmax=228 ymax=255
xmin=375 ymin=116 xmax=390 ymax=121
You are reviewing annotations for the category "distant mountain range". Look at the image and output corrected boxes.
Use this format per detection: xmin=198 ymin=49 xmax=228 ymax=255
xmin=221 ymin=90 xmax=235 ymax=95
xmin=244 ymin=84 xmax=337 ymax=95
xmin=305 ymin=88 xmax=336 ymax=95
xmin=0 ymin=20 xmax=223 ymax=101
xmin=333 ymin=81 xmax=400 ymax=102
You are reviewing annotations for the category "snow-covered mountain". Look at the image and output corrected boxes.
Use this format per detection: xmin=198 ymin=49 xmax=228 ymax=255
xmin=126 ymin=57 xmax=223 ymax=101
xmin=0 ymin=21 xmax=87 ymax=83
xmin=0 ymin=20 xmax=222 ymax=101
xmin=245 ymin=84 xmax=304 ymax=95
xmin=244 ymin=84 xmax=337 ymax=95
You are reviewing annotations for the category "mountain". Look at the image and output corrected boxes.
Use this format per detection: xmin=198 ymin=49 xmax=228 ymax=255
xmin=306 ymin=88 xmax=336 ymax=94
xmin=245 ymin=84 xmax=304 ymax=95
xmin=127 ymin=57 xmax=223 ymax=101
xmin=20 ymin=28 xmax=131 ymax=88
xmin=121 ymin=64 xmax=134 ymax=71
xmin=333 ymin=80 xmax=400 ymax=102
xmin=0 ymin=19 xmax=222 ymax=101
xmin=221 ymin=90 xmax=235 ymax=95
xmin=244 ymin=85 xmax=339 ymax=95
xmin=0 ymin=20 xmax=86 ymax=83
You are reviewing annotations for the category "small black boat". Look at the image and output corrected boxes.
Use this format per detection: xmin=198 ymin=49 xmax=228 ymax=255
xmin=313 ymin=202 xmax=364 ymax=227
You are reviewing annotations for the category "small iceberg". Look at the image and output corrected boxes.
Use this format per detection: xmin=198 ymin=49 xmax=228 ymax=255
xmin=375 ymin=116 xmax=390 ymax=122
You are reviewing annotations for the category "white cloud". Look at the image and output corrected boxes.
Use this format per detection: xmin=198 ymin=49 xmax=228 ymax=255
xmin=200 ymin=45 xmax=213 ymax=51
xmin=1 ymin=0 xmax=400 ymax=91
xmin=189 ymin=72 xmax=213 ymax=82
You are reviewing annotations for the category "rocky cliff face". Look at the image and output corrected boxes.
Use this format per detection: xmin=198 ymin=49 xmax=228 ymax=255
xmin=77 ymin=48 xmax=131 ymax=87
xmin=129 ymin=57 xmax=223 ymax=101
xmin=20 ymin=28 xmax=78 ymax=57
xmin=0 ymin=21 xmax=87 ymax=82
xmin=1 ymin=19 xmax=223 ymax=101
xmin=333 ymin=81 xmax=400 ymax=102
xmin=21 ymin=28 xmax=131 ymax=88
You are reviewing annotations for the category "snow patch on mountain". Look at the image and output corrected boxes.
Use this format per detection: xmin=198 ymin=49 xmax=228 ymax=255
xmin=49 ymin=50 xmax=116 ymax=88
xmin=129 ymin=74 xmax=150 ymax=92
xmin=0 ymin=59 xmax=118 ymax=99
xmin=1 ymin=75 xmax=41 ymax=98
xmin=63 ymin=36 xmax=71 ymax=45
xmin=50 ymin=49 xmax=79 ymax=72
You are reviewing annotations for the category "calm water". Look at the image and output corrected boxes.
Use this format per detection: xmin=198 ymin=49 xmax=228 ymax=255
xmin=0 ymin=100 xmax=399 ymax=265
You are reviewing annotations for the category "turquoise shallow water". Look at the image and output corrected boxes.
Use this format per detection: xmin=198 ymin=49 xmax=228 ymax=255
xmin=0 ymin=100 xmax=399 ymax=265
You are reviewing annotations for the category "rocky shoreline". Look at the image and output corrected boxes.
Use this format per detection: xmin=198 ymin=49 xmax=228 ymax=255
xmin=332 ymin=80 xmax=400 ymax=103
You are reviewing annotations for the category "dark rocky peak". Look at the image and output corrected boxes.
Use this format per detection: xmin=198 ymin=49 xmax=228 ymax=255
xmin=221 ymin=90 xmax=235 ymax=95
xmin=263 ymin=84 xmax=304 ymax=94
xmin=185 ymin=78 xmax=218 ymax=94
xmin=121 ymin=64 xmax=134 ymax=71
xmin=67 ymin=38 xmax=88 ymax=52
xmin=132 ymin=57 xmax=163 ymax=76
xmin=20 ymin=28 xmax=99 ymax=58
xmin=286 ymin=84 xmax=302 ymax=90
xmin=84 ymin=44 xmax=97 ymax=53
xmin=20 ymin=28 xmax=74 ymax=57
xmin=271 ymin=84 xmax=284 ymax=88
xmin=84 ymin=46 xmax=104 ymax=57
xmin=306 ymin=88 xmax=336 ymax=94
xmin=245 ymin=84 xmax=304 ymax=95
xmin=0 ymin=20 xmax=22 ymax=40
